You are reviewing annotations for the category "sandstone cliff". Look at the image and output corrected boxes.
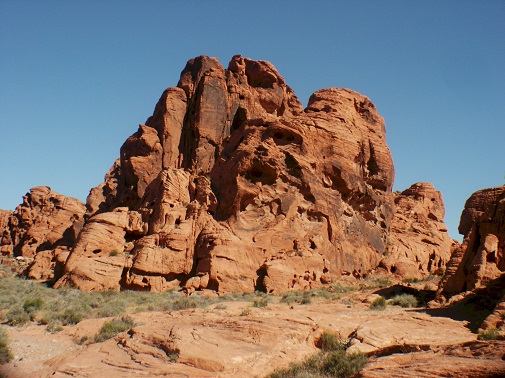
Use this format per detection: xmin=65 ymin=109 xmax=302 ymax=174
xmin=1 ymin=56 xmax=454 ymax=294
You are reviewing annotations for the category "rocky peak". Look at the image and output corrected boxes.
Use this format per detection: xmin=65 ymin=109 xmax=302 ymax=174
xmin=0 ymin=55 xmax=451 ymax=294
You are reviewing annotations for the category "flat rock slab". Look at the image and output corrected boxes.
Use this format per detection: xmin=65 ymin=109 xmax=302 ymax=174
xmin=3 ymin=300 xmax=500 ymax=378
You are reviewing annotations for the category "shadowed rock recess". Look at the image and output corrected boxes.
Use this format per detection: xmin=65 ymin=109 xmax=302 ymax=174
xmin=2 ymin=56 xmax=454 ymax=293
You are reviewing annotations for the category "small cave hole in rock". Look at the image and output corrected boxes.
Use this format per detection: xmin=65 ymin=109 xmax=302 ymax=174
xmin=92 ymin=249 xmax=101 ymax=254
xmin=390 ymin=266 xmax=397 ymax=274
xmin=487 ymin=252 xmax=497 ymax=263
xmin=309 ymin=240 xmax=317 ymax=249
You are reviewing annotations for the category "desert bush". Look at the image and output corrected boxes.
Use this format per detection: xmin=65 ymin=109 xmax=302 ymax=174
xmin=268 ymin=331 xmax=367 ymax=378
xmin=46 ymin=322 xmax=63 ymax=333
xmin=478 ymin=328 xmax=500 ymax=341
xmin=370 ymin=296 xmax=387 ymax=311
xmin=171 ymin=297 xmax=198 ymax=311
xmin=56 ymin=307 xmax=86 ymax=325
xmin=332 ymin=284 xmax=357 ymax=293
xmin=402 ymin=277 xmax=419 ymax=284
xmin=362 ymin=277 xmax=391 ymax=288
xmin=5 ymin=306 xmax=30 ymax=326
xmin=240 ymin=306 xmax=251 ymax=316
xmin=109 ymin=249 xmax=119 ymax=257
xmin=316 ymin=331 xmax=348 ymax=352
xmin=95 ymin=297 xmax=126 ymax=317
xmin=0 ymin=327 xmax=13 ymax=364
xmin=389 ymin=294 xmax=418 ymax=308
xmin=280 ymin=291 xmax=313 ymax=305
xmin=23 ymin=297 xmax=44 ymax=315
xmin=94 ymin=315 xmax=135 ymax=343
xmin=253 ymin=294 xmax=269 ymax=308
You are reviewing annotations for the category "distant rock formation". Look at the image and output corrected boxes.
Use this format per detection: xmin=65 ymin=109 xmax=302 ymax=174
xmin=438 ymin=185 xmax=505 ymax=299
xmin=0 ymin=210 xmax=12 ymax=255
xmin=382 ymin=183 xmax=454 ymax=278
xmin=0 ymin=186 xmax=86 ymax=281
xmin=1 ymin=56 xmax=454 ymax=293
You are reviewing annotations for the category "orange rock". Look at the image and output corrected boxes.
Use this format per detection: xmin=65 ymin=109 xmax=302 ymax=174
xmin=31 ymin=56 xmax=451 ymax=294
xmin=438 ymin=186 xmax=505 ymax=298
xmin=382 ymin=182 xmax=454 ymax=278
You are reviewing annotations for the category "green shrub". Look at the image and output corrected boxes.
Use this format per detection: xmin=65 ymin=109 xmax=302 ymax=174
xmin=370 ymin=296 xmax=387 ymax=310
xmin=402 ymin=277 xmax=419 ymax=284
xmin=316 ymin=331 xmax=348 ymax=352
xmin=0 ymin=327 xmax=13 ymax=364
xmin=478 ymin=328 xmax=500 ymax=341
xmin=253 ymin=296 xmax=269 ymax=308
xmin=389 ymin=294 xmax=418 ymax=308
xmin=46 ymin=322 xmax=63 ymax=333
xmin=172 ymin=297 xmax=198 ymax=311
xmin=95 ymin=298 xmax=126 ymax=317
xmin=280 ymin=291 xmax=312 ymax=305
xmin=109 ymin=249 xmax=119 ymax=257
xmin=23 ymin=297 xmax=44 ymax=314
xmin=94 ymin=316 xmax=135 ymax=343
xmin=268 ymin=332 xmax=367 ymax=378
xmin=332 ymin=284 xmax=357 ymax=293
xmin=57 ymin=307 xmax=85 ymax=325
xmin=240 ymin=306 xmax=251 ymax=316
xmin=6 ymin=306 xmax=30 ymax=326
xmin=363 ymin=277 xmax=391 ymax=288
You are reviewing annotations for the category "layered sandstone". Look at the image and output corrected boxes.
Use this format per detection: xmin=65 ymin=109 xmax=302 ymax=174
xmin=381 ymin=183 xmax=454 ymax=278
xmin=438 ymin=186 xmax=505 ymax=298
xmin=55 ymin=55 xmax=398 ymax=293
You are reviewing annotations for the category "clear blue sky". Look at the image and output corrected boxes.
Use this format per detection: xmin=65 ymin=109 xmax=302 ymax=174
xmin=1 ymin=1 xmax=504 ymax=240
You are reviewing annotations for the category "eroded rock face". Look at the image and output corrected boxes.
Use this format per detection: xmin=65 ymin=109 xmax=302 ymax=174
xmin=53 ymin=55 xmax=451 ymax=294
xmin=0 ymin=186 xmax=86 ymax=281
xmin=382 ymin=183 xmax=454 ymax=278
xmin=438 ymin=186 xmax=505 ymax=299
xmin=55 ymin=55 xmax=397 ymax=293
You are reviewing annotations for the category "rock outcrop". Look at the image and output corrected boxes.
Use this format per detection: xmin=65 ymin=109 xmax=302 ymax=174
xmin=55 ymin=55 xmax=398 ymax=293
xmin=0 ymin=209 xmax=12 ymax=256
xmin=0 ymin=56 xmax=453 ymax=293
xmin=381 ymin=183 xmax=454 ymax=278
xmin=438 ymin=186 xmax=505 ymax=298
xmin=0 ymin=186 xmax=86 ymax=281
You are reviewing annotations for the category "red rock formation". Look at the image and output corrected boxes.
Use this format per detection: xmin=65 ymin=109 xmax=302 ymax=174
xmin=0 ymin=209 xmax=12 ymax=256
xmin=0 ymin=186 xmax=86 ymax=281
xmin=438 ymin=186 xmax=505 ymax=299
xmin=382 ymin=183 xmax=454 ymax=278
xmin=56 ymin=55 xmax=398 ymax=293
